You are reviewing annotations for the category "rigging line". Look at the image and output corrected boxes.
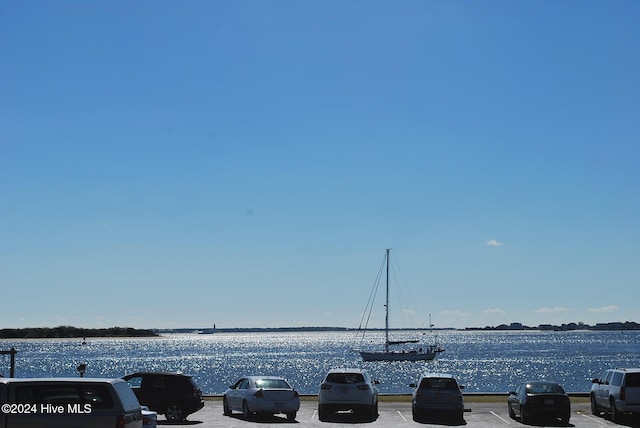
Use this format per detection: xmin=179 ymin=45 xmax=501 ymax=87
xmin=356 ymin=252 xmax=387 ymax=342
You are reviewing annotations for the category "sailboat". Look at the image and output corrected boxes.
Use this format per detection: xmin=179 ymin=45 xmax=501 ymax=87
xmin=358 ymin=249 xmax=445 ymax=362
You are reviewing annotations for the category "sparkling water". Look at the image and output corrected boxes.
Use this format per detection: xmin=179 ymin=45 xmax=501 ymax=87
xmin=2 ymin=330 xmax=639 ymax=395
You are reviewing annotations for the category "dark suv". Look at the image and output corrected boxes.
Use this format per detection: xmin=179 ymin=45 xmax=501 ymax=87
xmin=122 ymin=372 xmax=204 ymax=422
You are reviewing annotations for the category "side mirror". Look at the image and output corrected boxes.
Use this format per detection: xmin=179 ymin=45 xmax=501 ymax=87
xmin=508 ymin=391 xmax=516 ymax=395
xmin=373 ymin=380 xmax=380 ymax=385
xmin=460 ymin=385 xmax=465 ymax=389
xmin=591 ymin=378 xmax=600 ymax=384
xmin=409 ymin=383 xmax=417 ymax=388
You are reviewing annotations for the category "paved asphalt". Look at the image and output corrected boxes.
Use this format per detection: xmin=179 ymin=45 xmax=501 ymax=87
xmin=160 ymin=397 xmax=640 ymax=427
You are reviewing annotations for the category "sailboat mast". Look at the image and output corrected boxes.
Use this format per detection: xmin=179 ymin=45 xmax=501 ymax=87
xmin=385 ymin=248 xmax=390 ymax=353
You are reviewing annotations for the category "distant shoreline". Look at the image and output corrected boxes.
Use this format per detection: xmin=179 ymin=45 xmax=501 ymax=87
xmin=0 ymin=326 xmax=158 ymax=339
xmin=155 ymin=321 xmax=640 ymax=334
xmin=1 ymin=321 xmax=637 ymax=339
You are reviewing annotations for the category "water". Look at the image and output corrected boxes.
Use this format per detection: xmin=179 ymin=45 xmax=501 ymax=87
xmin=1 ymin=330 xmax=639 ymax=395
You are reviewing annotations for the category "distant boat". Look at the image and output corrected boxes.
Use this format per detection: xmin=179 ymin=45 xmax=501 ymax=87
xmin=357 ymin=249 xmax=445 ymax=362
xmin=198 ymin=324 xmax=216 ymax=335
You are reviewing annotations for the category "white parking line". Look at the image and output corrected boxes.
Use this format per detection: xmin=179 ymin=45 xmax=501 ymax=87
xmin=578 ymin=412 xmax=606 ymax=425
xmin=396 ymin=410 xmax=407 ymax=422
xmin=490 ymin=411 xmax=511 ymax=424
xmin=310 ymin=409 xmax=317 ymax=421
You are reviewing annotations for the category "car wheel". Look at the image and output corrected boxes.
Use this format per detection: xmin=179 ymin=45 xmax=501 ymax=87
xmin=286 ymin=411 xmax=297 ymax=421
xmin=590 ymin=394 xmax=599 ymax=415
xmin=520 ymin=404 xmax=527 ymax=424
xmin=222 ymin=397 xmax=231 ymax=416
xmin=242 ymin=401 xmax=253 ymax=420
xmin=318 ymin=405 xmax=330 ymax=422
xmin=610 ymin=397 xmax=620 ymax=423
xmin=164 ymin=403 xmax=184 ymax=421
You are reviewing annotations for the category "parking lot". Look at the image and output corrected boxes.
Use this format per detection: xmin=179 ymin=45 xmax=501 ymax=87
xmin=160 ymin=397 xmax=640 ymax=427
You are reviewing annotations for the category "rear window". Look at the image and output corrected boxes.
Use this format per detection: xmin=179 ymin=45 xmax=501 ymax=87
xmin=255 ymin=379 xmax=291 ymax=389
xmin=15 ymin=384 xmax=114 ymax=409
xmin=420 ymin=378 xmax=458 ymax=389
xmin=625 ymin=373 xmax=640 ymax=387
xmin=526 ymin=383 xmax=565 ymax=394
xmin=326 ymin=373 xmax=365 ymax=384
xmin=612 ymin=372 xmax=624 ymax=387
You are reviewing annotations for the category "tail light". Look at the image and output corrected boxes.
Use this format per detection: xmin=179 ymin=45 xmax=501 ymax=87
xmin=254 ymin=389 xmax=264 ymax=398
xmin=357 ymin=385 xmax=371 ymax=391
xmin=294 ymin=390 xmax=300 ymax=397
xmin=320 ymin=384 xmax=332 ymax=390
xmin=116 ymin=416 xmax=125 ymax=428
xmin=621 ymin=387 xmax=626 ymax=400
xmin=193 ymin=387 xmax=202 ymax=398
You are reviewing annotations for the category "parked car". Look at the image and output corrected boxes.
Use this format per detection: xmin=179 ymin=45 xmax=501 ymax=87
xmin=591 ymin=367 xmax=640 ymax=422
xmin=223 ymin=376 xmax=300 ymax=421
xmin=141 ymin=406 xmax=157 ymax=428
xmin=317 ymin=368 xmax=379 ymax=422
xmin=410 ymin=373 xmax=465 ymax=423
xmin=0 ymin=377 xmax=143 ymax=428
xmin=508 ymin=381 xmax=570 ymax=424
xmin=122 ymin=372 xmax=204 ymax=422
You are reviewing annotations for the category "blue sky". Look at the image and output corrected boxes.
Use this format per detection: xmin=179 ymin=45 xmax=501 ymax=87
xmin=1 ymin=1 xmax=638 ymax=330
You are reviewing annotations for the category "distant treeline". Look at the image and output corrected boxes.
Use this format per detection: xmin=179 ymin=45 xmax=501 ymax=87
xmin=0 ymin=326 xmax=159 ymax=339
xmin=466 ymin=321 xmax=640 ymax=331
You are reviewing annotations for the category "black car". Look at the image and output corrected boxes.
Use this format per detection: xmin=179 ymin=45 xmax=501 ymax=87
xmin=508 ymin=381 xmax=570 ymax=425
xmin=122 ymin=372 xmax=204 ymax=422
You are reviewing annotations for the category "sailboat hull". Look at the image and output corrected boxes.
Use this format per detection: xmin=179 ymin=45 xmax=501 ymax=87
xmin=359 ymin=350 xmax=437 ymax=362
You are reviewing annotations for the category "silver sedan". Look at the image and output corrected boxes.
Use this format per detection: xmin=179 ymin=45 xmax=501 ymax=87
xmin=223 ymin=376 xmax=300 ymax=421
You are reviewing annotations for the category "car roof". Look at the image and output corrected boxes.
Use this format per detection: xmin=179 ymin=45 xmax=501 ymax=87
xmin=124 ymin=371 xmax=191 ymax=377
xmin=245 ymin=376 xmax=288 ymax=380
xmin=419 ymin=373 xmax=456 ymax=379
xmin=326 ymin=368 xmax=365 ymax=374
xmin=0 ymin=377 xmax=124 ymax=385
xmin=523 ymin=381 xmax=561 ymax=385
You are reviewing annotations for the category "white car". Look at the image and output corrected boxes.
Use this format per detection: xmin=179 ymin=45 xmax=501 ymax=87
xmin=318 ymin=368 xmax=379 ymax=422
xmin=591 ymin=367 xmax=640 ymax=422
xmin=141 ymin=406 xmax=157 ymax=428
xmin=223 ymin=376 xmax=300 ymax=421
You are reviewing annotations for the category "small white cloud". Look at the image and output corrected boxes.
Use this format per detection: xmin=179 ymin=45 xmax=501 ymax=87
xmin=535 ymin=306 xmax=572 ymax=314
xmin=588 ymin=305 xmax=620 ymax=313
xmin=486 ymin=239 xmax=504 ymax=247
xmin=483 ymin=308 xmax=506 ymax=315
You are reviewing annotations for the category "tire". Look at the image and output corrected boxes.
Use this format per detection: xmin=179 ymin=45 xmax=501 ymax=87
xmin=590 ymin=394 xmax=599 ymax=415
xmin=222 ymin=397 xmax=231 ymax=416
xmin=520 ymin=404 xmax=527 ymax=425
xmin=242 ymin=401 xmax=253 ymax=420
xmin=286 ymin=411 xmax=297 ymax=421
xmin=610 ymin=397 xmax=620 ymax=423
xmin=318 ymin=405 xmax=330 ymax=422
xmin=165 ymin=403 xmax=184 ymax=422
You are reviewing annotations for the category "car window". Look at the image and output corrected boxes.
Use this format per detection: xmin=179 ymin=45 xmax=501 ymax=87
xmin=605 ymin=371 xmax=614 ymax=384
xmin=255 ymin=379 xmax=291 ymax=389
xmin=15 ymin=384 xmax=115 ymax=409
xmin=625 ymin=373 xmax=640 ymax=387
xmin=149 ymin=376 xmax=167 ymax=389
xmin=527 ymin=383 xmax=564 ymax=394
xmin=420 ymin=378 xmax=457 ymax=389
xmin=612 ymin=372 xmax=623 ymax=387
xmin=239 ymin=379 xmax=250 ymax=389
xmin=125 ymin=376 xmax=143 ymax=389
xmin=326 ymin=373 xmax=365 ymax=384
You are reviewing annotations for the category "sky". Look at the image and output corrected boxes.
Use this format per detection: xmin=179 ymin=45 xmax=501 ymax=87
xmin=1 ymin=1 xmax=639 ymax=330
